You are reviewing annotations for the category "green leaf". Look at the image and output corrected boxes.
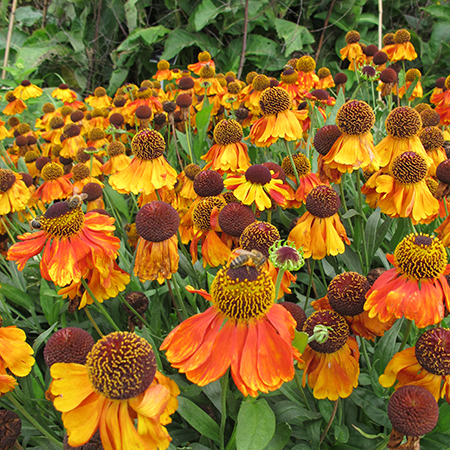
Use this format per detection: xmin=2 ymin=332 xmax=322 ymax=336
xmin=326 ymin=88 xmax=346 ymax=125
xmin=0 ymin=283 xmax=34 ymax=309
xmin=351 ymin=388 xmax=390 ymax=427
xmin=193 ymin=102 xmax=214 ymax=161
xmin=341 ymin=209 xmax=360 ymax=219
xmin=421 ymin=432 xmax=450 ymax=450
xmin=274 ymin=19 xmax=314 ymax=56
xmin=339 ymin=245 xmax=362 ymax=273
xmin=161 ymin=29 xmax=217 ymax=60
xmin=124 ymin=0 xmax=138 ymax=33
xmin=15 ymin=6 xmax=42 ymax=27
xmin=236 ymin=399 xmax=276 ymax=450
xmin=422 ymin=4 xmax=450 ymax=22
xmin=40 ymin=279 xmax=60 ymax=325
xmin=364 ymin=207 xmax=380 ymax=261
xmin=140 ymin=26 xmax=170 ymax=45
xmin=177 ymin=396 xmax=220 ymax=442
xmin=292 ymin=330 xmax=308 ymax=354
xmin=33 ymin=322 xmax=58 ymax=353
xmin=104 ymin=183 xmax=130 ymax=222
xmin=434 ymin=403 xmax=450 ymax=435
xmin=263 ymin=423 xmax=291 ymax=450
xmin=334 ymin=424 xmax=349 ymax=443
xmin=191 ymin=0 xmax=222 ymax=31
xmin=373 ymin=318 xmax=402 ymax=374
xmin=108 ymin=68 xmax=129 ymax=96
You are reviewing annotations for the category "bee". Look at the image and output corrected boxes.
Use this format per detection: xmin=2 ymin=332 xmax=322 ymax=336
xmin=30 ymin=217 xmax=41 ymax=229
xmin=229 ymin=249 xmax=266 ymax=272
xmin=66 ymin=187 xmax=88 ymax=210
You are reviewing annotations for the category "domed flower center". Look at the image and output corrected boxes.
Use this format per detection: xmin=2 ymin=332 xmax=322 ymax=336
xmin=219 ymin=203 xmax=255 ymax=237
xmin=227 ymin=81 xmax=241 ymax=94
xmin=41 ymin=162 xmax=64 ymax=181
xmin=199 ymin=65 xmax=215 ymax=79
xmin=394 ymin=29 xmax=411 ymax=44
xmin=419 ymin=127 xmax=444 ymax=151
xmin=421 ymin=109 xmax=440 ymax=127
xmin=297 ymin=55 xmax=316 ymax=73
xmin=336 ymin=100 xmax=375 ymax=135
xmin=327 ymin=272 xmax=370 ymax=316
xmin=198 ymin=51 xmax=211 ymax=62
xmin=317 ymin=67 xmax=331 ymax=79
xmin=427 ymin=178 xmax=438 ymax=196
xmin=383 ymin=33 xmax=395 ymax=46
xmin=5 ymin=92 xmax=16 ymax=102
xmin=214 ymin=119 xmax=243 ymax=145
xmin=86 ymin=331 xmax=157 ymax=400
xmin=391 ymin=152 xmax=428 ymax=184
xmin=303 ymin=310 xmax=349 ymax=353
xmin=107 ymin=141 xmax=125 ymax=157
xmin=50 ymin=117 xmax=64 ymax=130
xmin=394 ymin=233 xmax=447 ymax=280
xmin=136 ymin=87 xmax=153 ymax=100
xmin=40 ymin=202 xmax=85 ymax=238
xmin=386 ymin=107 xmax=422 ymax=138
xmin=94 ymin=87 xmax=106 ymax=97
xmin=136 ymin=201 xmax=180 ymax=242
xmin=405 ymin=69 xmax=421 ymax=82
xmin=194 ymin=170 xmax=224 ymax=197
xmin=314 ymin=125 xmax=342 ymax=156
xmin=345 ymin=30 xmax=360 ymax=44
xmin=0 ymin=169 xmax=16 ymax=193
xmin=445 ymin=75 xmax=450 ymax=91
xmin=211 ymin=266 xmax=274 ymax=321
xmin=245 ymin=165 xmax=272 ymax=185
xmin=305 ymin=185 xmax=341 ymax=218
xmin=280 ymin=69 xmax=298 ymax=84
xmin=259 ymin=87 xmax=291 ymax=115
xmin=184 ymin=163 xmax=201 ymax=181
xmin=131 ymin=129 xmax=166 ymax=160
xmin=240 ymin=221 xmax=280 ymax=259
xmin=252 ymin=75 xmax=270 ymax=91
xmin=157 ymin=59 xmax=170 ymax=70
xmin=281 ymin=153 xmax=311 ymax=177
xmin=88 ymin=127 xmax=105 ymax=141
xmin=192 ymin=197 xmax=226 ymax=231
xmin=72 ymin=164 xmax=91 ymax=181
xmin=415 ymin=327 xmax=450 ymax=375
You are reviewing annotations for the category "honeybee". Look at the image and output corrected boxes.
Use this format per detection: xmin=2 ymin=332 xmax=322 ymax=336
xmin=229 ymin=249 xmax=266 ymax=272
xmin=66 ymin=187 xmax=88 ymax=210
xmin=30 ymin=217 xmax=41 ymax=229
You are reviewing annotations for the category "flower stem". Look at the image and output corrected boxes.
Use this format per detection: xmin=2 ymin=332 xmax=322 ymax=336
xmin=84 ymin=306 xmax=104 ymax=337
xmin=320 ymin=398 xmax=338 ymax=445
xmin=304 ymin=259 xmax=316 ymax=310
xmin=1 ymin=216 xmax=16 ymax=244
xmin=5 ymin=392 xmax=63 ymax=448
xmin=356 ymin=170 xmax=369 ymax=274
xmin=219 ymin=369 xmax=229 ymax=450
xmin=359 ymin=336 xmax=372 ymax=372
xmin=294 ymin=371 xmax=311 ymax=411
xmin=284 ymin=140 xmax=301 ymax=187
xmin=274 ymin=268 xmax=286 ymax=303
xmin=399 ymin=319 xmax=413 ymax=352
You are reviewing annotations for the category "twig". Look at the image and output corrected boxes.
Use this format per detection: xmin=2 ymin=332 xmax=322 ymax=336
xmin=2 ymin=0 xmax=18 ymax=80
xmin=320 ymin=399 xmax=339 ymax=444
xmin=315 ymin=0 xmax=335 ymax=62
xmin=237 ymin=0 xmax=249 ymax=80
xmin=42 ymin=0 xmax=49 ymax=28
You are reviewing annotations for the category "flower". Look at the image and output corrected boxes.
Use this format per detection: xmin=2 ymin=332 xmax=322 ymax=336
xmin=242 ymin=74 xmax=270 ymax=116
xmin=13 ymin=80 xmax=43 ymax=100
xmin=316 ymin=67 xmax=335 ymax=90
xmin=33 ymin=162 xmax=73 ymax=204
xmin=299 ymin=310 xmax=360 ymax=400
xmin=364 ymin=233 xmax=450 ymax=328
xmin=224 ymin=164 xmax=292 ymax=211
xmin=134 ymin=201 xmax=179 ymax=283
xmin=249 ymin=87 xmax=306 ymax=147
xmin=85 ymin=86 xmax=111 ymax=109
xmin=187 ymin=50 xmax=215 ymax=75
xmin=49 ymin=331 xmax=179 ymax=450
xmin=160 ymin=264 xmax=301 ymax=397
xmin=202 ymin=119 xmax=250 ymax=174
xmin=314 ymin=125 xmax=343 ymax=184
xmin=419 ymin=126 xmax=446 ymax=177
xmin=51 ymin=83 xmax=77 ymax=103
xmin=154 ymin=59 xmax=172 ymax=81
xmin=362 ymin=152 xmax=439 ymax=224
xmin=7 ymin=199 xmax=129 ymax=308
xmin=288 ymin=185 xmax=350 ymax=259
xmin=379 ymin=327 xmax=450 ymax=402
xmin=339 ymin=31 xmax=364 ymax=71
xmin=278 ymin=69 xmax=302 ymax=107
xmin=322 ymin=100 xmax=380 ymax=173
xmin=390 ymin=29 xmax=417 ymax=62
xmin=0 ymin=169 xmax=31 ymax=215
xmin=109 ymin=129 xmax=177 ymax=195
xmin=2 ymin=92 xmax=27 ymax=116
xmin=296 ymin=56 xmax=319 ymax=91
xmin=0 ymin=316 xmax=35 ymax=394
xmin=433 ymin=76 xmax=450 ymax=126
xmin=397 ymin=69 xmax=423 ymax=100
xmin=269 ymin=240 xmax=305 ymax=271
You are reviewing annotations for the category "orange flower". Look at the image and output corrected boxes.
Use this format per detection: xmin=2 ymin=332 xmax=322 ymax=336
xmin=250 ymin=87 xmax=306 ymax=147
xmin=278 ymin=69 xmax=302 ymax=107
xmin=224 ymin=165 xmax=292 ymax=211
xmin=2 ymin=92 xmax=27 ymax=116
xmin=33 ymin=162 xmax=73 ymax=204
xmin=100 ymin=141 xmax=131 ymax=175
xmin=316 ymin=67 xmax=335 ymax=90
xmin=85 ymin=87 xmax=111 ymax=109
xmin=0 ymin=169 xmax=31 ymax=215
xmin=288 ymin=185 xmax=350 ymax=260
xmin=50 ymin=331 xmax=179 ymax=450
xmin=296 ymin=56 xmax=319 ymax=91
xmin=193 ymin=65 xmax=225 ymax=96
xmin=299 ymin=310 xmax=360 ymax=400
xmin=109 ymin=129 xmax=177 ymax=195
xmin=396 ymin=69 xmax=423 ymax=100
xmin=51 ymin=83 xmax=77 ymax=103
xmin=13 ymin=80 xmax=43 ymax=100
xmin=187 ymin=50 xmax=216 ymax=75
xmin=433 ymin=76 xmax=450 ymax=125
xmin=339 ymin=31 xmax=364 ymax=71
xmin=153 ymin=60 xmax=173 ymax=81
xmin=390 ymin=29 xmax=417 ymax=62
xmin=0 ymin=318 xmax=35 ymax=394
xmin=202 ymin=119 xmax=250 ymax=174
xmin=379 ymin=328 xmax=450 ymax=402
xmin=365 ymin=233 xmax=450 ymax=328
xmin=161 ymin=265 xmax=301 ymax=397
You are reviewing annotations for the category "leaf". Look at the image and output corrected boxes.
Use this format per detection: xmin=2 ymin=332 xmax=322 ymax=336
xmin=351 ymin=388 xmax=390 ymax=427
xmin=341 ymin=209 xmax=360 ymax=219
xmin=177 ymin=396 xmax=220 ymax=442
xmin=364 ymin=207 xmax=380 ymax=261
xmin=263 ymin=423 xmax=291 ymax=450
xmin=124 ymin=0 xmax=138 ymax=33
xmin=107 ymin=68 xmax=129 ymax=96
xmin=422 ymin=5 xmax=450 ymax=22
xmin=40 ymin=279 xmax=60 ymax=325
xmin=33 ymin=322 xmax=58 ymax=353
xmin=339 ymin=245 xmax=362 ymax=273
xmin=373 ymin=318 xmax=402 ymax=374
xmin=326 ymin=88 xmax=346 ymax=125
xmin=161 ymin=29 xmax=217 ymax=60
xmin=191 ymin=0 xmax=222 ymax=31
xmin=421 ymin=432 xmax=450 ymax=450
xmin=292 ymin=330 xmax=308 ymax=354
xmin=334 ymin=424 xmax=349 ymax=443
xmin=433 ymin=403 xmax=450 ymax=435
xmin=193 ymin=102 xmax=213 ymax=161
xmin=103 ymin=183 xmax=130 ymax=222
xmin=0 ymin=283 xmax=34 ymax=309
xmin=274 ymin=19 xmax=314 ymax=56
xmin=236 ymin=399 xmax=276 ymax=450
xmin=15 ymin=6 xmax=42 ymax=27
xmin=405 ymin=76 xmax=419 ymax=100
xmin=140 ymin=26 xmax=171 ymax=45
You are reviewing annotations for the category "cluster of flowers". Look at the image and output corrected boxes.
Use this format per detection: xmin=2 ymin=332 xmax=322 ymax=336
xmin=1 ymin=27 xmax=450 ymax=448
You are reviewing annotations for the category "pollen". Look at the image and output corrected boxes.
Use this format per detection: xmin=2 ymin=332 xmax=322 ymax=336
xmin=41 ymin=162 xmax=64 ymax=181
xmin=259 ymin=87 xmax=291 ymax=115
xmin=131 ymin=129 xmax=166 ymax=160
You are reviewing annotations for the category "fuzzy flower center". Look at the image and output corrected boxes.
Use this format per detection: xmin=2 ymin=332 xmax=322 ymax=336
xmin=40 ymin=202 xmax=85 ymax=238
xmin=415 ymin=327 xmax=450 ymax=375
xmin=0 ymin=169 xmax=16 ymax=193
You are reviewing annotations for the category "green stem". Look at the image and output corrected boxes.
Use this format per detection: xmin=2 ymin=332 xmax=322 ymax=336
xmin=186 ymin=109 xmax=195 ymax=164
xmin=304 ymin=259 xmax=316 ymax=310
xmin=294 ymin=371 xmax=311 ymax=411
xmin=399 ymin=319 xmax=413 ymax=352
xmin=1 ymin=217 xmax=16 ymax=244
xmin=169 ymin=276 xmax=188 ymax=321
xmin=219 ymin=369 xmax=229 ymax=450
xmin=225 ymin=424 xmax=237 ymax=450
xmin=338 ymin=175 xmax=354 ymax=236
xmin=266 ymin=209 xmax=272 ymax=224
xmin=350 ymin=81 xmax=365 ymax=100
xmin=356 ymin=170 xmax=369 ymax=274
xmin=80 ymin=278 xmax=121 ymax=332
xmin=274 ymin=268 xmax=286 ymax=303
xmin=284 ymin=140 xmax=301 ymax=187
xmin=320 ymin=398 xmax=338 ymax=445
xmin=360 ymin=337 xmax=372 ymax=372
xmin=5 ymin=392 xmax=63 ymax=448
xmin=85 ymin=306 xmax=104 ymax=337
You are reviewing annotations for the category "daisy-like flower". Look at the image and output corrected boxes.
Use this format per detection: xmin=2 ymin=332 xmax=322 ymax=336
xmin=153 ymin=59 xmax=173 ymax=81
xmin=296 ymin=56 xmax=319 ymax=92
xmin=202 ymin=119 xmax=250 ymax=174
xmin=187 ymin=50 xmax=216 ymax=75
xmin=71 ymin=163 xmax=103 ymax=192
xmin=249 ymin=86 xmax=306 ymax=147
xmin=109 ymin=129 xmax=177 ymax=195
xmin=33 ymin=162 xmax=73 ymax=204
xmin=100 ymin=141 xmax=131 ymax=175
xmin=433 ymin=75 xmax=450 ymax=125
xmin=49 ymin=331 xmax=179 ymax=450
xmin=376 ymin=106 xmax=432 ymax=170
xmin=299 ymin=310 xmax=360 ymax=400
xmin=51 ymin=83 xmax=77 ymax=103
xmin=362 ymin=152 xmax=439 ymax=224
xmin=289 ymin=185 xmax=350 ymax=260
xmin=0 ymin=315 xmax=35 ymax=394
xmin=161 ymin=264 xmax=301 ymax=397
xmin=390 ymin=29 xmax=417 ymax=62
xmin=0 ymin=169 xmax=31 ymax=215
xmin=0 ymin=119 xmax=8 ymax=140
xmin=2 ymin=92 xmax=27 ymax=116
xmin=60 ymin=123 xmax=87 ymax=159
xmin=7 ymin=199 xmax=129 ymax=307
xmin=242 ymin=74 xmax=271 ymax=116
xmin=85 ymin=86 xmax=111 ymax=109
xmin=13 ymin=80 xmax=43 ymax=100
xmin=278 ymin=69 xmax=302 ymax=107
xmin=322 ymin=100 xmax=381 ymax=174
xmin=365 ymin=233 xmax=450 ymax=328
xmin=316 ymin=67 xmax=335 ymax=90
xmin=194 ymin=65 xmax=225 ymax=96
xmin=224 ymin=164 xmax=292 ymax=211
xmin=419 ymin=126 xmax=446 ymax=177
xmin=380 ymin=327 xmax=450 ymax=402
xmin=339 ymin=30 xmax=364 ymax=71
xmin=314 ymin=124 xmax=343 ymax=184
xmin=134 ymin=201 xmax=179 ymax=284
xmin=312 ymin=272 xmax=395 ymax=341
xmin=381 ymin=32 xmax=396 ymax=60
xmin=397 ymin=69 xmax=423 ymax=101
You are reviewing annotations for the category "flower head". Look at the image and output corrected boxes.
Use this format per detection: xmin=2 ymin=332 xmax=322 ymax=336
xmin=269 ymin=240 xmax=305 ymax=271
